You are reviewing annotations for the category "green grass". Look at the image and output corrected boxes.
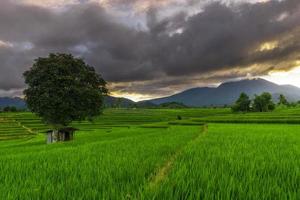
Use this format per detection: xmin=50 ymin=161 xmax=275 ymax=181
xmin=0 ymin=126 xmax=201 ymax=199
xmin=0 ymin=108 xmax=300 ymax=199
xmin=145 ymin=124 xmax=300 ymax=199
xmin=1 ymin=107 xmax=300 ymax=139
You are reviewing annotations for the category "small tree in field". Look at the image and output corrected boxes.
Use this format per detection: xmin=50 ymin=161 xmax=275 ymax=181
xmin=231 ymin=92 xmax=251 ymax=112
xmin=253 ymin=92 xmax=275 ymax=112
xmin=23 ymin=53 xmax=108 ymax=137
xmin=278 ymin=94 xmax=289 ymax=106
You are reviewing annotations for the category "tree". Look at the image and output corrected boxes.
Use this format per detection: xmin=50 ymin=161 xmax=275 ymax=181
xmin=253 ymin=92 xmax=275 ymax=112
xmin=9 ymin=106 xmax=17 ymax=112
xmin=2 ymin=106 xmax=17 ymax=112
xmin=278 ymin=94 xmax=288 ymax=106
xmin=3 ymin=107 xmax=10 ymax=112
xmin=23 ymin=53 xmax=108 ymax=131
xmin=231 ymin=92 xmax=251 ymax=112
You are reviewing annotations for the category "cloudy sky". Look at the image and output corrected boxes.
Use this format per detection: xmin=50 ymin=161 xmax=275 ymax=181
xmin=0 ymin=0 xmax=299 ymax=101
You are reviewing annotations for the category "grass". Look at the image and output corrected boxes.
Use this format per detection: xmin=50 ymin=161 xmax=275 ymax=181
xmin=0 ymin=108 xmax=300 ymax=199
xmin=0 ymin=126 xmax=201 ymax=199
xmin=145 ymin=124 xmax=300 ymax=199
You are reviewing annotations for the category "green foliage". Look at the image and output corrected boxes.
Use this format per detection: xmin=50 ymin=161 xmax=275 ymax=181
xmin=2 ymin=106 xmax=17 ymax=112
xmin=231 ymin=92 xmax=251 ymax=112
xmin=253 ymin=92 xmax=275 ymax=112
xmin=278 ymin=94 xmax=289 ymax=106
xmin=23 ymin=53 xmax=107 ymax=127
xmin=288 ymin=102 xmax=298 ymax=108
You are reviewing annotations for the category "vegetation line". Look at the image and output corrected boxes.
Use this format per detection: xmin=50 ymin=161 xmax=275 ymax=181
xmin=146 ymin=124 xmax=208 ymax=191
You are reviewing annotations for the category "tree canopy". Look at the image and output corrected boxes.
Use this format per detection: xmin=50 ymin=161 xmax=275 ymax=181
xmin=23 ymin=53 xmax=108 ymax=128
xmin=231 ymin=92 xmax=251 ymax=112
xmin=253 ymin=92 xmax=275 ymax=112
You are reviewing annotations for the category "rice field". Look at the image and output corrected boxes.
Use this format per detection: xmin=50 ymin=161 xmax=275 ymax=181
xmin=145 ymin=124 xmax=300 ymax=199
xmin=0 ymin=108 xmax=299 ymax=199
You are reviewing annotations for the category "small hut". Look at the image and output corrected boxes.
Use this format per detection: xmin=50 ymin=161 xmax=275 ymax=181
xmin=46 ymin=127 xmax=78 ymax=144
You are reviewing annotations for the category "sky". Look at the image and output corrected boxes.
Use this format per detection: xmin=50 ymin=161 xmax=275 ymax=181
xmin=0 ymin=0 xmax=299 ymax=101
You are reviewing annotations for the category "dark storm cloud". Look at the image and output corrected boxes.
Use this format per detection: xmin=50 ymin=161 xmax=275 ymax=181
xmin=0 ymin=0 xmax=299 ymax=97
xmin=0 ymin=45 xmax=33 ymax=90
xmin=150 ymin=0 xmax=300 ymax=76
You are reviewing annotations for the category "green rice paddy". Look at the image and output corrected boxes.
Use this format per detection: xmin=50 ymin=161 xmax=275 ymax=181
xmin=0 ymin=107 xmax=299 ymax=199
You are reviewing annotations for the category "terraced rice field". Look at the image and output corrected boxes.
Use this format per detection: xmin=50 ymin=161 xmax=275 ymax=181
xmin=0 ymin=108 xmax=299 ymax=199
xmin=0 ymin=108 xmax=223 ymax=141
xmin=0 ymin=116 xmax=36 ymax=140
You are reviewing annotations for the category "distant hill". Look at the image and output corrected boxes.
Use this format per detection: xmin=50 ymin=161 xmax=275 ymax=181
xmin=104 ymin=96 xmax=158 ymax=108
xmin=0 ymin=96 xmax=137 ymax=109
xmin=147 ymin=78 xmax=300 ymax=107
xmin=104 ymin=96 xmax=135 ymax=108
xmin=0 ymin=97 xmax=26 ymax=109
xmin=0 ymin=95 xmax=156 ymax=109
xmin=159 ymin=102 xmax=188 ymax=108
xmin=134 ymin=101 xmax=157 ymax=108
xmin=2 ymin=79 xmax=300 ymax=109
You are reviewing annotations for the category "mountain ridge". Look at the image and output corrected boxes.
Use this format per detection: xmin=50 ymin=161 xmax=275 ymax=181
xmin=0 ymin=97 xmax=26 ymax=108
xmin=1 ymin=79 xmax=300 ymax=108
xmin=146 ymin=78 xmax=300 ymax=106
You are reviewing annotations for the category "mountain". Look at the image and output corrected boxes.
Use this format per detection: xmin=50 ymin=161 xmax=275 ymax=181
xmin=104 ymin=96 xmax=157 ymax=108
xmin=104 ymin=96 xmax=135 ymax=107
xmin=147 ymin=78 xmax=300 ymax=107
xmin=0 ymin=97 xmax=26 ymax=108
xmin=134 ymin=101 xmax=157 ymax=108
xmin=2 ymin=79 xmax=300 ymax=108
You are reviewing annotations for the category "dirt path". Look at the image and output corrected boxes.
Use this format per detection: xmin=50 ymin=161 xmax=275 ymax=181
xmin=146 ymin=124 xmax=208 ymax=191
xmin=14 ymin=120 xmax=36 ymax=134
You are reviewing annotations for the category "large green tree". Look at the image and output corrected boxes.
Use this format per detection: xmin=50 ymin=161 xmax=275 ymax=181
xmin=253 ymin=92 xmax=275 ymax=112
xmin=232 ymin=92 xmax=251 ymax=112
xmin=23 ymin=53 xmax=108 ymax=129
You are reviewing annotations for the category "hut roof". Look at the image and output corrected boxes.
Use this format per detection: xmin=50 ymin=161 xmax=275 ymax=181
xmin=45 ymin=127 xmax=79 ymax=133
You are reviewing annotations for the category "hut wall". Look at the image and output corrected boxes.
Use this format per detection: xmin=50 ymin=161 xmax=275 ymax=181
xmin=46 ymin=129 xmax=76 ymax=143
xmin=47 ymin=133 xmax=52 ymax=144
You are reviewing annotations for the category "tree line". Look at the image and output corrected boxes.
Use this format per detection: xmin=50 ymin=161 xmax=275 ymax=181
xmin=0 ymin=106 xmax=26 ymax=112
xmin=232 ymin=92 xmax=292 ymax=112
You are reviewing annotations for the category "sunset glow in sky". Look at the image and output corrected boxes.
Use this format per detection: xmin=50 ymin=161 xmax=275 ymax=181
xmin=263 ymin=65 xmax=300 ymax=88
xmin=118 ymin=65 xmax=300 ymax=102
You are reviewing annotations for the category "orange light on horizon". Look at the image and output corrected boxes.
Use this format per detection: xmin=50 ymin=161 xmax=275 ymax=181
xmin=110 ymin=92 xmax=157 ymax=102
